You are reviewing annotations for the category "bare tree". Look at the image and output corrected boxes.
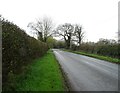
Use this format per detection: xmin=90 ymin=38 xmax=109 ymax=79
xmin=28 ymin=17 xmax=53 ymax=42
xmin=74 ymin=24 xmax=84 ymax=48
xmin=55 ymin=23 xmax=74 ymax=49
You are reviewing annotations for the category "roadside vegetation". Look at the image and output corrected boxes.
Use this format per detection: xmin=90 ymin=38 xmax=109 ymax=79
xmin=64 ymin=49 xmax=119 ymax=63
xmin=2 ymin=15 xmax=119 ymax=91
xmin=27 ymin=16 xmax=119 ymax=62
xmin=2 ymin=18 xmax=48 ymax=91
xmin=16 ymin=50 xmax=65 ymax=91
xmin=2 ymin=16 xmax=66 ymax=91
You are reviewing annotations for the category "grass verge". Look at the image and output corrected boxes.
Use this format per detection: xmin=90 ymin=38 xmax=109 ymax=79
xmin=16 ymin=50 xmax=66 ymax=91
xmin=63 ymin=49 xmax=119 ymax=64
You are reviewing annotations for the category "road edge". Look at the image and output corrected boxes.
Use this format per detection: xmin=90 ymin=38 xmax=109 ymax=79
xmin=52 ymin=50 xmax=72 ymax=91
xmin=57 ymin=61 xmax=73 ymax=91
xmin=63 ymin=49 xmax=119 ymax=64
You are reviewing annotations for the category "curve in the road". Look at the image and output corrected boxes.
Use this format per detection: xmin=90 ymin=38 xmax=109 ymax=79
xmin=53 ymin=49 xmax=118 ymax=91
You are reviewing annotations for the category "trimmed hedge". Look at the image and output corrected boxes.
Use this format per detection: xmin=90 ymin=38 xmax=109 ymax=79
xmin=2 ymin=20 xmax=48 ymax=90
xmin=75 ymin=43 xmax=119 ymax=58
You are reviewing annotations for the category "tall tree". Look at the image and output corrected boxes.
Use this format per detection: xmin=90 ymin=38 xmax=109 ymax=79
xmin=55 ymin=23 xmax=74 ymax=48
xmin=74 ymin=24 xmax=84 ymax=48
xmin=28 ymin=17 xmax=53 ymax=42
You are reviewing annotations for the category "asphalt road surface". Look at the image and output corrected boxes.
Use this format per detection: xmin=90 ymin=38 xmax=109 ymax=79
xmin=53 ymin=49 xmax=118 ymax=91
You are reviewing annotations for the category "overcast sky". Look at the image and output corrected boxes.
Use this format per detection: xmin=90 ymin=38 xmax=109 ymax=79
xmin=0 ymin=0 xmax=119 ymax=42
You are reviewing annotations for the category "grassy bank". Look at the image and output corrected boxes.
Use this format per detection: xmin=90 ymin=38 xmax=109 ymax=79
xmin=64 ymin=50 xmax=119 ymax=64
xmin=16 ymin=50 xmax=65 ymax=91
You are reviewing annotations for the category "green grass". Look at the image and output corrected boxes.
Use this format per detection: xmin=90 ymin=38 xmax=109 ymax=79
xmin=63 ymin=49 xmax=119 ymax=64
xmin=16 ymin=50 xmax=65 ymax=91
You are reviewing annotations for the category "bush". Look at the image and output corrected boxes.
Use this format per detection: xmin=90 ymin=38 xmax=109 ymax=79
xmin=2 ymin=19 xmax=48 ymax=90
xmin=79 ymin=42 xmax=119 ymax=58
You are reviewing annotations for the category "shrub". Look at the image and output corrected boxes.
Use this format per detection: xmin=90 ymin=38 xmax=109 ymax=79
xmin=79 ymin=42 xmax=119 ymax=58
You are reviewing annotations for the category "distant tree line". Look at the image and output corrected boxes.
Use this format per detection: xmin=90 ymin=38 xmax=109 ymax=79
xmin=28 ymin=17 xmax=119 ymax=58
xmin=28 ymin=17 xmax=84 ymax=49
xmin=71 ymin=38 xmax=119 ymax=58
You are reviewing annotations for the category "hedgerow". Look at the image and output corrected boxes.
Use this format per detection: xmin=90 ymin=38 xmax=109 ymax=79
xmin=73 ymin=42 xmax=119 ymax=58
xmin=2 ymin=19 xmax=48 ymax=90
